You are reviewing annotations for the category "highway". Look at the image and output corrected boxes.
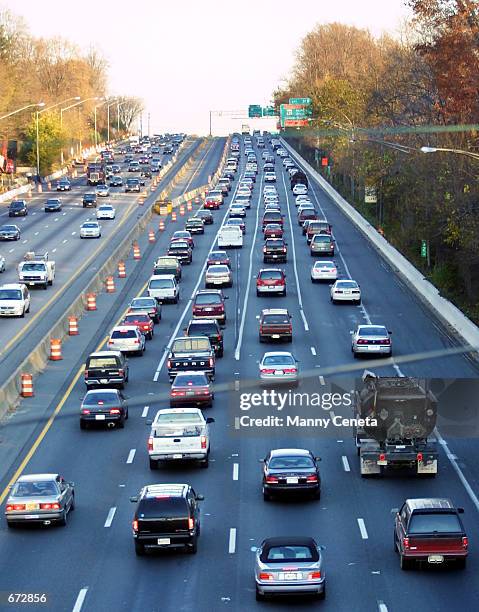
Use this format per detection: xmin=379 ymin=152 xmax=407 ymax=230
xmin=0 ymin=135 xmax=478 ymax=612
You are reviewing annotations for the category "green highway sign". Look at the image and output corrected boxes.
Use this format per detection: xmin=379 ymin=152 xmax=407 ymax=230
xmin=289 ymin=97 xmax=312 ymax=105
xmin=248 ymin=104 xmax=262 ymax=118
xmin=421 ymin=240 xmax=427 ymax=258
xmin=280 ymin=107 xmax=312 ymax=119
xmin=262 ymin=106 xmax=276 ymax=116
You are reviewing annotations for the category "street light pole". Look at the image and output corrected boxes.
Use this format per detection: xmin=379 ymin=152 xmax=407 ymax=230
xmin=36 ymin=110 xmax=40 ymax=180
xmin=0 ymin=102 xmax=45 ymax=122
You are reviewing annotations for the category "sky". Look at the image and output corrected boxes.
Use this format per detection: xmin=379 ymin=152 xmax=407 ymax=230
xmin=6 ymin=0 xmax=412 ymax=136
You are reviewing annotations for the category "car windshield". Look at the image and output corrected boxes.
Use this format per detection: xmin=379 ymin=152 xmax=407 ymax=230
xmin=263 ymin=314 xmax=289 ymax=324
xmin=0 ymin=289 xmax=22 ymax=300
xmin=12 ymin=481 xmax=57 ymax=497
xmin=263 ymin=355 xmax=295 ymax=366
xmin=111 ymin=329 xmax=137 ymax=339
xmin=83 ymin=223 xmax=98 ymax=228
xmin=46 ymin=200 xmax=60 ymax=205
xmin=10 ymin=202 xmax=24 ymax=209
xmin=1 ymin=226 xmax=18 ymax=231
xmin=195 ymin=293 xmax=222 ymax=305
xmin=22 ymin=263 xmax=45 ymax=271
xmin=265 ymin=545 xmax=315 ymax=562
xmin=408 ymin=513 xmax=462 ymax=534
xmin=359 ymin=326 xmax=387 ymax=336
xmin=269 ymin=456 xmax=314 ymax=469
xmin=84 ymin=392 xmax=118 ymax=405
xmin=155 ymin=413 xmax=203 ymax=424
xmin=87 ymin=357 xmax=118 ymax=367
xmin=173 ymin=374 xmax=208 ymax=386
xmin=150 ymin=279 xmax=173 ymax=288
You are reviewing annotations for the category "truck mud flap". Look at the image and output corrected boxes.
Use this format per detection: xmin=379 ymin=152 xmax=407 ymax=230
xmin=417 ymin=459 xmax=437 ymax=474
xmin=360 ymin=457 xmax=381 ymax=476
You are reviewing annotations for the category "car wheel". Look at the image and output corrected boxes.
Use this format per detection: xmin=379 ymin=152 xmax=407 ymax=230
xmin=259 ymin=335 xmax=264 ymax=343
xmin=313 ymin=488 xmax=321 ymax=500
xmin=125 ymin=409 xmax=129 ymax=420
xmin=59 ymin=509 xmax=68 ymax=527
xmin=282 ymin=290 xmax=286 ymax=297
xmin=263 ymin=488 xmax=271 ymax=502
xmin=43 ymin=283 xmax=48 ymax=290
xmin=20 ymin=308 xmax=25 ymax=318
xmin=457 ymin=558 xmax=467 ymax=569
xmin=70 ymin=494 xmax=75 ymax=511
xmin=187 ymin=537 xmax=198 ymax=554
xmin=255 ymin=588 xmax=265 ymax=601
xmin=400 ymin=555 xmax=412 ymax=570
xmin=200 ymin=455 xmax=209 ymax=468
xmin=317 ymin=584 xmax=326 ymax=600
xmin=217 ymin=348 xmax=224 ymax=358
xmin=256 ymin=290 xmax=261 ymax=297
xmin=148 ymin=331 xmax=153 ymax=340
xmin=149 ymin=458 xmax=158 ymax=470
xmin=118 ymin=418 xmax=125 ymax=429
xmin=135 ymin=541 xmax=145 ymax=556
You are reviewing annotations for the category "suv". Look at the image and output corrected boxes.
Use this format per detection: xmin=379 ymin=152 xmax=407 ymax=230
xmin=82 ymin=193 xmax=97 ymax=208
xmin=310 ymin=234 xmax=335 ymax=256
xmin=259 ymin=309 xmax=292 ymax=343
xmin=263 ymin=238 xmax=287 ymax=263
xmin=185 ymin=318 xmax=224 ymax=357
xmin=125 ymin=178 xmax=140 ymax=193
xmin=192 ymin=290 xmax=228 ymax=324
xmin=0 ymin=283 xmax=31 ymax=317
xmin=8 ymin=200 xmax=28 ymax=217
xmin=130 ymin=483 xmax=204 ymax=555
xmin=256 ymin=268 xmax=286 ymax=297
xmin=306 ymin=220 xmax=332 ymax=243
xmin=153 ymin=256 xmax=182 ymax=280
xmin=168 ymin=240 xmax=192 ymax=264
xmin=83 ymin=350 xmax=129 ymax=388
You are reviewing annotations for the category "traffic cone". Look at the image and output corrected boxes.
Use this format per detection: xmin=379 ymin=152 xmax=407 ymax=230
xmin=37 ymin=183 xmax=43 ymax=193
xmin=187 ymin=201 xmax=192 ymax=211
xmin=49 ymin=338 xmax=62 ymax=361
xmin=171 ymin=212 xmax=177 ymax=222
xmin=133 ymin=243 xmax=141 ymax=260
xmin=118 ymin=261 xmax=126 ymax=278
xmin=20 ymin=373 xmax=34 ymax=397
xmin=159 ymin=219 xmax=165 ymax=231
xmin=68 ymin=316 xmax=79 ymax=335
xmin=106 ymin=276 xmax=115 ymax=293
xmin=27 ymin=189 xmax=32 ymax=199
xmin=194 ymin=196 xmax=200 ymax=204
xmin=138 ymin=195 xmax=145 ymax=205
xmin=148 ymin=229 xmax=155 ymax=243
xmin=86 ymin=292 xmax=97 ymax=311
xmin=180 ymin=205 xmax=185 ymax=216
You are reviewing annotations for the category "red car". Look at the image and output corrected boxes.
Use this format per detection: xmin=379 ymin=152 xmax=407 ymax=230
xmin=256 ymin=268 xmax=286 ymax=297
xmin=263 ymin=223 xmax=284 ymax=239
xmin=207 ymin=251 xmax=231 ymax=268
xmin=171 ymin=230 xmax=194 ymax=249
xmin=121 ymin=312 xmax=155 ymax=340
xmin=262 ymin=211 xmax=284 ymax=229
xmin=192 ymin=290 xmax=228 ymax=324
xmin=169 ymin=372 xmax=214 ymax=408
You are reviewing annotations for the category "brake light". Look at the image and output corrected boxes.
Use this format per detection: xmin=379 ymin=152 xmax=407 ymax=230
xmin=188 ymin=517 xmax=194 ymax=530
xmin=108 ymin=340 xmax=113 ymax=345
xmin=201 ymin=435 xmax=207 ymax=449
xmin=217 ymin=335 xmax=221 ymax=341
xmin=167 ymin=360 xmax=172 ymax=369
xmin=118 ymin=369 xmax=124 ymax=376
xmin=357 ymin=339 xmax=369 ymax=344
xmin=403 ymin=537 xmax=410 ymax=550
xmin=209 ymin=357 xmax=214 ymax=367
xmin=306 ymin=474 xmax=318 ymax=482
xmin=462 ymin=536 xmax=468 ymax=549
xmin=265 ymin=475 xmax=278 ymax=483
xmin=416 ymin=452 xmax=423 ymax=462
xmin=263 ymin=247 xmax=267 ymax=253
xmin=308 ymin=571 xmax=321 ymax=580
xmin=148 ymin=437 xmax=153 ymax=451
xmin=382 ymin=338 xmax=391 ymax=345
xmin=257 ymin=279 xmax=265 ymax=286
xmin=40 ymin=502 xmax=61 ymax=510
xmin=110 ymin=408 xmax=121 ymax=414
xmin=379 ymin=453 xmax=386 ymax=462
xmin=171 ymin=390 xmax=186 ymax=396
xmin=283 ymin=368 xmax=297 ymax=374
xmin=7 ymin=504 xmax=26 ymax=511
xmin=259 ymin=572 xmax=273 ymax=581
xmin=261 ymin=369 xmax=275 ymax=374
xmin=132 ymin=519 xmax=138 ymax=532
xmin=133 ymin=339 xmax=139 ymax=344
xmin=81 ymin=409 xmax=90 ymax=414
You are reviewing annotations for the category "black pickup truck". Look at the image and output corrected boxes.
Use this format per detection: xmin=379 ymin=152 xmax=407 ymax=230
xmin=167 ymin=336 xmax=215 ymax=382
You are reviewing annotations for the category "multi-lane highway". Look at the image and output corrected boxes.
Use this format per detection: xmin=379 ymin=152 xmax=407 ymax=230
xmin=0 ymin=134 xmax=478 ymax=612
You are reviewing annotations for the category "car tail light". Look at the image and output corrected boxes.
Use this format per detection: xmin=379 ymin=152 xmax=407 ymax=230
xmin=133 ymin=339 xmax=140 ymax=344
xmin=357 ymin=339 xmax=369 ymax=344
xmin=167 ymin=360 xmax=172 ymax=369
xmin=118 ymin=369 xmax=124 ymax=377
xmin=261 ymin=369 xmax=275 ymax=374
xmin=209 ymin=357 xmax=214 ymax=367
xmin=283 ymin=368 xmax=297 ymax=374
xmin=462 ymin=536 xmax=468 ymax=549
xmin=171 ymin=390 xmax=186 ymax=397
xmin=81 ymin=409 xmax=90 ymax=414
xmin=257 ymin=279 xmax=265 ymax=286
xmin=306 ymin=474 xmax=318 ymax=482
xmin=216 ymin=335 xmax=221 ymax=341
xmin=403 ymin=537 xmax=410 ymax=550
xmin=263 ymin=246 xmax=267 ymax=253
xmin=40 ymin=502 xmax=61 ymax=510
xmin=148 ymin=437 xmax=153 ymax=451
xmin=259 ymin=572 xmax=273 ymax=581
xmin=201 ymin=436 xmax=207 ymax=449
xmin=9 ymin=504 xmax=26 ymax=511
xmin=416 ymin=452 xmax=423 ymax=462
xmin=283 ymin=247 xmax=287 ymax=253
xmin=379 ymin=453 xmax=386 ymax=462
xmin=188 ymin=517 xmax=194 ymax=530
xmin=110 ymin=408 xmax=121 ymax=414
xmin=84 ymin=369 xmax=89 ymax=378
xmin=265 ymin=475 xmax=278 ymax=483
xmin=132 ymin=519 xmax=138 ymax=532
xmin=382 ymin=338 xmax=391 ymax=345
xmin=108 ymin=340 xmax=113 ymax=345
xmin=308 ymin=571 xmax=321 ymax=580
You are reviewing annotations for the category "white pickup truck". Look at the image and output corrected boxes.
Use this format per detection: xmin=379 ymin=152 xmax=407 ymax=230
xmin=17 ymin=251 xmax=55 ymax=289
xmin=147 ymin=408 xmax=214 ymax=469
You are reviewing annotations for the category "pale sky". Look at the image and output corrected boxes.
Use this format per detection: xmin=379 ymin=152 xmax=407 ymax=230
xmin=7 ymin=0 xmax=412 ymax=135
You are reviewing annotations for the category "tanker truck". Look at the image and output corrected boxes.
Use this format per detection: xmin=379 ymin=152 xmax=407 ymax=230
xmin=353 ymin=371 xmax=438 ymax=477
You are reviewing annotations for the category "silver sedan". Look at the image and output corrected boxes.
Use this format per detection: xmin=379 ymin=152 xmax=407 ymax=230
xmin=259 ymin=351 xmax=299 ymax=386
xmin=330 ymin=279 xmax=361 ymax=303
xmin=311 ymin=261 xmax=337 ymax=282
xmin=205 ymin=264 xmax=232 ymax=288
xmin=351 ymin=324 xmax=392 ymax=357
xmin=80 ymin=221 xmax=101 ymax=238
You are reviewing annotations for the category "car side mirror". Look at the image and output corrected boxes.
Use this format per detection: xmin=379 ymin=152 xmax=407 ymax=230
xmin=196 ymin=494 xmax=205 ymax=501
xmin=146 ymin=419 xmax=152 ymax=426
xmin=457 ymin=507 xmax=465 ymax=514
xmin=388 ymin=330 xmax=392 ymax=335
xmin=350 ymin=330 xmax=354 ymax=335
xmin=206 ymin=417 xmax=215 ymax=423
xmin=79 ymin=396 xmax=84 ymax=401
xmin=130 ymin=496 xmax=138 ymax=503
xmin=224 ymin=296 xmax=229 ymax=299
xmin=69 ymin=482 xmax=75 ymax=487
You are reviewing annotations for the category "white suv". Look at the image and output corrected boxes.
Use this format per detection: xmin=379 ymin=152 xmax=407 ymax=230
xmin=0 ymin=283 xmax=31 ymax=317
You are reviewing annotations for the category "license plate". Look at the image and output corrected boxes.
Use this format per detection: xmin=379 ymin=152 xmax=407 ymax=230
xmin=29 ymin=282 xmax=35 ymax=286
xmin=26 ymin=503 xmax=39 ymax=511
xmin=279 ymin=572 xmax=302 ymax=581
xmin=24 ymin=514 xmax=40 ymax=519
xmin=205 ymin=308 xmax=213 ymax=312
xmin=344 ymin=290 xmax=351 ymax=295
xmin=186 ymin=391 xmax=194 ymax=396
xmin=367 ymin=346 xmax=381 ymax=351
xmin=95 ymin=414 xmax=106 ymax=420
xmin=272 ymin=334 xmax=280 ymax=339
xmin=428 ymin=555 xmax=444 ymax=563
xmin=272 ymin=254 xmax=278 ymax=258
xmin=100 ymin=379 xmax=108 ymax=384
xmin=286 ymin=477 xmax=298 ymax=484
xmin=172 ymin=454 xmax=182 ymax=459
xmin=275 ymin=370 xmax=284 ymax=375
xmin=157 ymin=538 xmax=171 ymax=545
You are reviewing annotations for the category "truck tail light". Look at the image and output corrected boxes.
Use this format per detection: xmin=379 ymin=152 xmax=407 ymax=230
xmin=462 ymin=537 xmax=468 ymax=549
xmin=6 ymin=504 xmax=26 ymax=512
xmin=201 ymin=436 xmax=207 ymax=449
xmin=132 ymin=519 xmax=138 ymax=532
xmin=265 ymin=476 xmax=278 ymax=483
xmin=379 ymin=453 xmax=386 ymax=462
xmin=416 ymin=452 xmax=423 ymax=462
xmin=283 ymin=247 xmax=287 ymax=253
xmin=148 ymin=437 xmax=153 ymax=451
xmin=283 ymin=368 xmax=297 ymax=374
xmin=308 ymin=571 xmax=321 ymax=580
xmin=40 ymin=502 xmax=61 ymax=510
xmin=403 ymin=537 xmax=410 ymax=550
xmin=167 ymin=360 xmax=172 ymax=369
xmin=261 ymin=369 xmax=275 ymax=374
xmin=382 ymin=338 xmax=391 ymax=345
xmin=357 ymin=339 xmax=369 ymax=344
xmin=259 ymin=572 xmax=273 ymax=580
xmin=188 ymin=517 xmax=194 ymax=530
xmin=81 ymin=409 xmax=90 ymax=414
xmin=209 ymin=357 xmax=214 ymax=367
xmin=110 ymin=408 xmax=121 ymax=414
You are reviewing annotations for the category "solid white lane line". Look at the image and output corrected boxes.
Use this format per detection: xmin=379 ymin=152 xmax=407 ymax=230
xmin=72 ymin=588 xmax=88 ymax=612
xmin=126 ymin=449 xmax=136 ymax=464
xmin=378 ymin=602 xmax=389 ymax=612
xmin=233 ymin=463 xmax=239 ymax=481
xmin=228 ymin=528 xmax=237 ymax=553
xmin=104 ymin=506 xmax=116 ymax=528
xmin=357 ymin=518 xmax=368 ymax=539
xmin=342 ymin=456 xmax=351 ymax=472
xmin=141 ymin=405 xmax=149 ymax=418
xmin=310 ymin=346 xmax=316 ymax=355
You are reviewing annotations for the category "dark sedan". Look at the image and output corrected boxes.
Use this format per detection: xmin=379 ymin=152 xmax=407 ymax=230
xmin=80 ymin=389 xmax=128 ymax=429
xmin=197 ymin=209 xmax=214 ymax=225
xmin=262 ymin=448 xmax=321 ymax=500
xmin=169 ymin=371 xmax=214 ymax=408
xmin=8 ymin=200 xmax=28 ymax=217
xmin=44 ymin=198 xmax=62 ymax=212
xmin=0 ymin=224 xmax=21 ymax=241
xmin=207 ymin=250 xmax=231 ymax=268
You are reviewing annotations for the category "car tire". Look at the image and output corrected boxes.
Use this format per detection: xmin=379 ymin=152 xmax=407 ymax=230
xmin=263 ymin=488 xmax=271 ymax=502
xmin=200 ymin=455 xmax=209 ymax=469
xmin=20 ymin=308 xmax=25 ymax=318
xmin=457 ymin=558 xmax=467 ymax=569
xmin=255 ymin=588 xmax=265 ymax=601
xmin=148 ymin=331 xmax=153 ymax=340
xmin=118 ymin=418 xmax=125 ymax=429
xmin=43 ymin=284 xmax=47 ymax=290
xmin=187 ymin=537 xmax=198 ymax=554
xmin=259 ymin=335 xmax=265 ymax=343
xmin=59 ymin=509 xmax=68 ymax=527
xmin=317 ymin=584 xmax=326 ymax=600
xmin=149 ymin=458 xmax=158 ymax=470
xmin=313 ymin=488 xmax=321 ymax=500
xmin=217 ymin=348 xmax=224 ymax=358
xmin=70 ymin=494 xmax=75 ymax=511
xmin=256 ymin=290 xmax=261 ymax=297
xmin=135 ymin=541 xmax=145 ymax=556
xmin=282 ymin=290 xmax=286 ymax=297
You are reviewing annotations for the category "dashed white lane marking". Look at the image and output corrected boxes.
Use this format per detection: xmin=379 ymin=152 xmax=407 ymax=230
xmin=72 ymin=231 xmax=77 ymax=236
xmin=104 ymin=506 xmax=117 ymax=528
xmin=54 ymin=217 xmax=59 ymax=222
xmin=357 ymin=518 xmax=368 ymax=539
xmin=310 ymin=346 xmax=316 ymax=355
xmin=228 ymin=528 xmax=237 ymax=553
xmin=378 ymin=601 xmax=389 ymax=612
xmin=342 ymin=456 xmax=351 ymax=472
xmin=126 ymin=449 xmax=136 ymax=464
xmin=62 ymin=239 xmax=68 ymax=244
xmin=34 ymin=231 xmax=39 ymax=236
xmin=22 ymin=239 xmax=27 ymax=244
xmin=52 ymin=248 xmax=57 ymax=253
xmin=233 ymin=463 xmax=239 ymax=481
xmin=318 ymin=375 xmax=325 ymax=385
xmin=8 ymin=248 xmax=14 ymax=253
xmin=141 ymin=405 xmax=149 ymax=417
xmin=72 ymin=587 xmax=88 ymax=612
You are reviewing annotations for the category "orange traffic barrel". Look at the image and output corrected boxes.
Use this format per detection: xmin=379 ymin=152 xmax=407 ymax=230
xmin=138 ymin=196 xmax=145 ymax=206
xmin=158 ymin=219 xmax=165 ymax=231
xmin=49 ymin=338 xmax=62 ymax=361
xmin=106 ymin=276 xmax=115 ymax=293
xmin=179 ymin=205 xmax=185 ymax=216
xmin=118 ymin=261 xmax=126 ymax=278
xmin=187 ymin=201 xmax=192 ymax=211
xmin=86 ymin=292 xmax=97 ymax=311
xmin=133 ymin=243 xmax=141 ymax=260
xmin=171 ymin=212 xmax=177 ymax=222
xmin=68 ymin=316 xmax=79 ymax=336
xmin=20 ymin=373 xmax=34 ymax=397
xmin=47 ymin=181 xmax=52 ymax=190
xmin=148 ymin=229 xmax=155 ymax=243
xmin=27 ymin=189 xmax=33 ymax=199
xmin=37 ymin=183 xmax=43 ymax=193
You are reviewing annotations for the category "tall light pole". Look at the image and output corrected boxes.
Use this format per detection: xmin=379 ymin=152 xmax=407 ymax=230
xmin=93 ymin=99 xmax=107 ymax=148
xmin=0 ymin=102 xmax=45 ymax=122
xmin=60 ymin=97 xmax=98 ymax=164
xmin=420 ymin=146 xmax=479 ymax=161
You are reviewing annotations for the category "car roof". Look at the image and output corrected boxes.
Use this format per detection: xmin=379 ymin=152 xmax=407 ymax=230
xmin=261 ymin=308 xmax=289 ymax=315
xmin=261 ymin=536 xmax=318 ymax=549
xmin=259 ymin=268 xmax=284 ymax=273
xmin=188 ymin=318 xmax=217 ymax=325
xmin=124 ymin=311 xmax=150 ymax=317
xmin=262 ymin=351 xmax=294 ymax=358
xmin=17 ymin=473 xmax=58 ymax=482
xmin=405 ymin=498 xmax=456 ymax=511
xmin=358 ymin=325 xmax=387 ymax=331
xmin=149 ymin=274 xmax=175 ymax=280
xmin=155 ymin=407 xmax=203 ymax=417
xmin=111 ymin=325 xmax=138 ymax=332
xmin=196 ymin=289 xmax=222 ymax=295
xmin=269 ymin=448 xmax=312 ymax=457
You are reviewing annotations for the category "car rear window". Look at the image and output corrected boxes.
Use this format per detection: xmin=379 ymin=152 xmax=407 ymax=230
xmin=269 ymin=456 xmax=314 ymax=469
xmin=12 ymin=481 xmax=58 ymax=497
xmin=173 ymin=338 xmax=211 ymax=352
xmin=265 ymin=545 xmax=316 ymax=562
xmin=188 ymin=322 xmax=218 ymax=334
xmin=156 ymin=258 xmax=177 ymax=266
xmin=173 ymin=373 xmax=208 ymax=386
xmin=111 ymin=329 xmax=137 ymax=339
xmin=87 ymin=357 xmax=119 ymax=368
xmin=337 ymin=281 xmax=358 ymax=289
xmin=150 ymin=279 xmax=174 ymax=288
xmin=131 ymin=299 xmax=155 ymax=308
xmin=263 ymin=355 xmax=295 ymax=366
xmin=265 ymin=240 xmax=284 ymax=247
xmin=84 ymin=392 xmax=118 ymax=405
xmin=169 ymin=242 xmax=188 ymax=249
xmin=359 ymin=326 xmax=387 ymax=336
xmin=313 ymin=235 xmax=331 ymax=243
xmin=259 ymin=271 xmax=283 ymax=280
xmin=208 ymin=265 xmax=229 ymax=273
xmin=195 ymin=293 xmax=222 ymax=305
xmin=263 ymin=314 xmax=289 ymax=325
xmin=408 ymin=513 xmax=463 ymax=534
xmin=155 ymin=413 xmax=203 ymax=425
xmin=125 ymin=314 xmax=149 ymax=323
xmin=138 ymin=497 xmax=188 ymax=517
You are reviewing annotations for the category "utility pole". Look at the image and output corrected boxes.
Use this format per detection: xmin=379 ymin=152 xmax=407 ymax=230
xmin=148 ymin=112 xmax=150 ymax=138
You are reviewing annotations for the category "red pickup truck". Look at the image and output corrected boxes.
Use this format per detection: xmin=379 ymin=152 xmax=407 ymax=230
xmin=394 ymin=498 xmax=468 ymax=569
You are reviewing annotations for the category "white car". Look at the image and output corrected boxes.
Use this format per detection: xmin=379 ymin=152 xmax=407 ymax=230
xmin=297 ymin=203 xmax=315 ymax=215
xmin=237 ymin=188 xmax=252 ymax=198
xmin=205 ymin=264 xmax=233 ymax=288
xmin=330 ymin=279 xmax=361 ymax=303
xmin=259 ymin=351 xmax=299 ymax=386
xmin=351 ymin=324 xmax=392 ymax=357
xmin=229 ymin=204 xmax=246 ymax=218
xmin=311 ymin=261 xmax=338 ymax=283
xmin=0 ymin=283 xmax=30 ymax=317
xmin=96 ymin=185 xmax=110 ymax=197
xmin=276 ymin=149 xmax=288 ymax=157
xmin=147 ymin=274 xmax=179 ymax=303
xmin=295 ymin=195 xmax=311 ymax=206
xmin=107 ymin=325 xmax=145 ymax=354
xmin=264 ymin=172 xmax=276 ymax=183
xmin=263 ymin=186 xmax=277 ymax=195
xmin=96 ymin=204 xmax=116 ymax=220
xmin=80 ymin=221 xmax=101 ymax=238
xmin=292 ymin=183 xmax=308 ymax=196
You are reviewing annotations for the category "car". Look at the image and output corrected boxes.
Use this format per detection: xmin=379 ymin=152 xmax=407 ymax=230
xmin=82 ymin=193 xmax=97 ymax=208
xmin=302 ymin=219 xmax=312 ymax=236
xmin=205 ymin=264 xmax=232 ymax=288
xmin=394 ymin=498 xmax=468 ymax=570
xmin=263 ymin=238 xmax=287 ymax=263
xmin=196 ymin=209 xmax=214 ymax=225
xmin=311 ymin=261 xmax=338 ymax=283
xmin=276 ymin=148 xmax=288 ymax=157
xmin=172 ymin=230 xmax=194 ymax=248
xmin=167 ymin=240 xmax=192 ymax=264
xmin=330 ymin=279 xmax=361 ymax=303
xmin=259 ymin=308 xmax=292 ymax=343
xmin=108 ymin=325 xmax=146 ymax=354
xmin=153 ymin=256 xmax=182 ymax=280
xmin=292 ymin=183 xmax=308 ymax=196
xmin=264 ymin=172 xmax=276 ymax=183
xmin=264 ymin=203 xmax=281 ymax=213
xmin=192 ymin=290 xmax=228 ymax=324
xmin=185 ymin=217 xmax=205 ymax=234
xmin=234 ymin=195 xmax=251 ymax=209
xmin=125 ymin=178 xmax=141 ymax=192
xmin=306 ymin=220 xmax=332 ymax=243
xmin=0 ymin=255 xmax=5 ymax=273
xmin=225 ymin=218 xmax=246 ymax=234
xmin=299 ymin=208 xmax=319 ymax=226
xmin=121 ymin=311 xmax=155 ymax=340
xmin=130 ymin=483 xmax=203 ymax=555
xmin=96 ymin=204 xmax=116 ymax=220
xmin=259 ymin=351 xmax=299 ymax=386
xmin=80 ymin=388 xmax=128 ymax=429
xmin=109 ymin=175 xmax=123 ymax=187
xmin=297 ymin=202 xmax=314 ymax=214
xmin=111 ymin=164 xmax=121 ymax=174
xmin=170 ymin=371 xmax=214 ymax=408
xmin=261 ymin=448 xmax=321 ymax=501
xmin=84 ymin=350 xmax=129 ymax=388
xmin=184 ymin=318 xmax=224 ymax=357
xmin=5 ymin=474 xmax=75 ymax=528
xmin=0 ymin=224 xmax=21 ymax=241
xmin=128 ymin=161 xmax=140 ymax=172
xmin=255 ymin=537 xmax=325 ymax=601
xmin=147 ymin=274 xmax=180 ymax=303
xmin=310 ymin=234 xmax=334 ymax=256
xmin=56 ymin=178 xmax=71 ymax=191
xmin=256 ymin=268 xmax=286 ymax=297
xmin=80 ymin=221 xmax=101 ymax=238
xmin=229 ymin=204 xmax=246 ymax=218
xmin=351 ymin=324 xmax=392 ymax=357
xmin=44 ymin=198 xmax=62 ymax=212
xmin=128 ymin=297 xmax=161 ymax=323
xmin=207 ymin=250 xmax=231 ymax=268
xmin=8 ymin=200 xmax=28 ymax=217
xmin=0 ymin=283 xmax=30 ymax=317
xmin=95 ymin=184 xmax=110 ymax=197
xmin=295 ymin=195 xmax=312 ymax=206
xmin=262 ymin=211 xmax=283 ymax=229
